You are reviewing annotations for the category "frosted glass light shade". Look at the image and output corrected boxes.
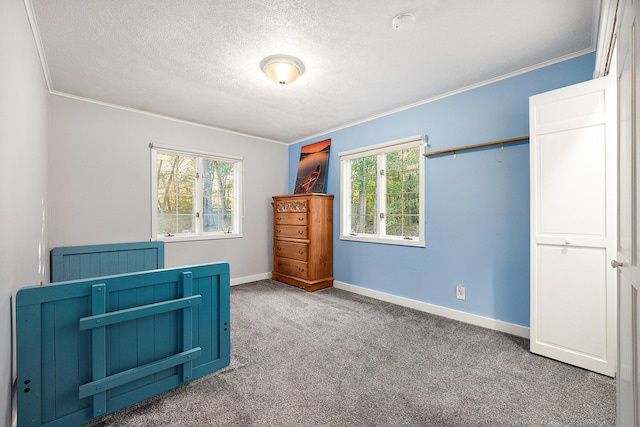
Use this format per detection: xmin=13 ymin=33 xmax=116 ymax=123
xmin=260 ymin=55 xmax=305 ymax=85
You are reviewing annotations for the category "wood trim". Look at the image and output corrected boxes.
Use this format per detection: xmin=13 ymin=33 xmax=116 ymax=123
xmin=594 ymin=0 xmax=620 ymax=78
xmin=423 ymin=136 xmax=529 ymax=158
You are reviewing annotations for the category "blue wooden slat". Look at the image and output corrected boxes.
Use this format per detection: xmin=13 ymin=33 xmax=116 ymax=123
xmin=41 ymin=302 xmax=55 ymax=423
xmin=195 ymin=276 xmax=210 ymax=361
xmin=101 ymin=252 xmax=118 ymax=278
xmin=79 ymin=295 xmax=201 ymax=330
xmin=16 ymin=303 xmax=43 ymax=427
xmin=90 ymin=284 xmax=107 ymax=417
xmin=220 ymin=270 xmax=231 ymax=360
xmin=106 ymin=289 xmax=119 ymax=386
xmin=191 ymin=271 xmax=231 ymax=378
xmin=90 ymin=253 xmax=102 ymax=278
xmin=143 ymin=249 xmax=156 ymax=272
xmin=68 ymin=256 xmax=81 ymax=281
xmin=79 ymin=254 xmax=92 ymax=280
xmin=76 ymin=297 xmax=92 ymax=414
xmin=55 ymin=298 xmax=82 ymax=418
xmin=117 ymin=251 xmax=128 ymax=275
xmin=182 ymin=272 xmax=193 ymax=382
xmin=51 ymin=252 xmax=63 ymax=283
xmin=127 ymin=250 xmax=143 ymax=276
xmin=152 ymin=282 xmax=179 ymax=383
xmin=79 ymin=348 xmax=202 ymax=399
xmin=109 ymin=288 xmax=138 ymax=397
xmin=156 ymin=245 xmax=165 ymax=269
xmin=135 ymin=282 xmax=157 ymax=390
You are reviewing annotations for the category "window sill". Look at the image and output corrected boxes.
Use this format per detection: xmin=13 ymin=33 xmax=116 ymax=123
xmin=156 ymin=233 xmax=243 ymax=243
xmin=340 ymin=234 xmax=425 ymax=247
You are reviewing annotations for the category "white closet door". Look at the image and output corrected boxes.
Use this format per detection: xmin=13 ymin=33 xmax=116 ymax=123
xmin=616 ymin=0 xmax=639 ymax=424
xmin=530 ymin=74 xmax=617 ymax=376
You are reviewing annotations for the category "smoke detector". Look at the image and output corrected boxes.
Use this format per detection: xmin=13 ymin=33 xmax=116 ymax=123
xmin=392 ymin=13 xmax=415 ymax=32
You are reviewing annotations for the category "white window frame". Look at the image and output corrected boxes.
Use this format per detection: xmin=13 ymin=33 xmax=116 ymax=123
xmin=150 ymin=143 xmax=243 ymax=242
xmin=339 ymin=135 xmax=425 ymax=247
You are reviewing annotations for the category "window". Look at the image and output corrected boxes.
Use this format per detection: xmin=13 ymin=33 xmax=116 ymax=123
xmin=150 ymin=144 xmax=243 ymax=241
xmin=339 ymin=135 xmax=425 ymax=247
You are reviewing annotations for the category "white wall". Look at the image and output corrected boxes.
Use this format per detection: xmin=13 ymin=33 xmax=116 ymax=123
xmin=48 ymin=95 xmax=288 ymax=281
xmin=0 ymin=0 xmax=49 ymax=425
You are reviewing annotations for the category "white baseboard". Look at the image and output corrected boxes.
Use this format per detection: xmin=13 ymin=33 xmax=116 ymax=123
xmin=333 ymin=280 xmax=530 ymax=339
xmin=231 ymin=272 xmax=271 ymax=286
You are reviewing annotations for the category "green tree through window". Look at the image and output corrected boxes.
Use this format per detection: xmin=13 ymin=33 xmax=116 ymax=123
xmin=152 ymin=146 xmax=243 ymax=240
xmin=385 ymin=147 xmax=420 ymax=237
xmin=340 ymin=136 xmax=424 ymax=247
xmin=157 ymin=153 xmax=196 ymax=234
xmin=350 ymin=155 xmax=377 ymax=234
xmin=203 ymin=159 xmax=235 ymax=233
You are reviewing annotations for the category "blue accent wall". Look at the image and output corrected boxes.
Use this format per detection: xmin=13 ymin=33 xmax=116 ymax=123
xmin=288 ymin=53 xmax=595 ymax=327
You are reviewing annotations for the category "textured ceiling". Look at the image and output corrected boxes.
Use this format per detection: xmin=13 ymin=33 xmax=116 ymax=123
xmin=28 ymin=0 xmax=599 ymax=143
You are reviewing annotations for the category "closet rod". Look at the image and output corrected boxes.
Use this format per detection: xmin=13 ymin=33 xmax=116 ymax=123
xmin=423 ymin=136 xmax=529 ymax=158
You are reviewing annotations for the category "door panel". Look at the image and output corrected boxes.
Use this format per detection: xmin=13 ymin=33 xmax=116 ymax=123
xmin=619 ymin=274 xmax=638 ymax=426
xmin=530 ymin=74 xmax=617 ymax=377
xmin=537 ymin=246 xmax=607 ymax=360
xmin=532 ymin=89 xmax=606 ymax=129
xmin=537 ymin=126 xmax=607 ymax=237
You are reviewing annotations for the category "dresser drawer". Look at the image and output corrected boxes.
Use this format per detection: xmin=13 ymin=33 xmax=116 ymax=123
xmin=274 ymin=199 xmax=308 ymax=213
xmin=274 ymin=257 xmax=308 ymax=279
xmin=275 ymin=241 xmax=308 ymax=261
xmin=274 ymin=212 xmax=308 ymax=226
xmin=275 ymin=225 xmax=308 ymax=239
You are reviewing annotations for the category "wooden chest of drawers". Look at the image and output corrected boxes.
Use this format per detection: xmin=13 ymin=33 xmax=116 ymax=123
xmin=272 ymin=194 xmax=333 ymax=292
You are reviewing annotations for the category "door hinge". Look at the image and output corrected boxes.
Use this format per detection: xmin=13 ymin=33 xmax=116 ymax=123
xmin=380 ymin=212 xmax=385 ymax=219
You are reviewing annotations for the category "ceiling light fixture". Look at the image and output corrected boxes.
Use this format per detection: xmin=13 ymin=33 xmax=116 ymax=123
xmin=260 ymin=55 xmax=305 ymax=85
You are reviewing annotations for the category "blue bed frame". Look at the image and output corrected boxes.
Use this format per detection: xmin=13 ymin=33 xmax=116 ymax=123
xmin=16 ymin=243 xmax=230 ymax=427
xmin=50 ymin=241 xmax=165 ymax=282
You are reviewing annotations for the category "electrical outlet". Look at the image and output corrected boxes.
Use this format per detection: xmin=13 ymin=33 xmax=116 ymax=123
xmin=456 ymin=284 xmax=465 ymax=300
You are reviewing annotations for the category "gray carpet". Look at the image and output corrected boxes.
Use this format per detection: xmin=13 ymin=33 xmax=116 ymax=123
xmin=85 ymin=279 xmax=616 ymax=427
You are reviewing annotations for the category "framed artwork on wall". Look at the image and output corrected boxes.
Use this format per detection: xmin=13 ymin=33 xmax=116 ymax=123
xmin=294 ymin=138 xmax=331 ymax=194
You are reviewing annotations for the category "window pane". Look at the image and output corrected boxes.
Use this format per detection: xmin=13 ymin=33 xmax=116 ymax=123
xmin=385 ymin=147 xmax=419 ymax=237
xmin=404 ymin=215 xmax=420 ymax=237
xmin=156 ymin=153 xmax=195 ymax=235
xmin=350 ymin=155 xmax=377 ymax=234
xmin=404 ymin=191 xmax=419 ymax=214
xmin=203 ymin=159 xmax=235 ymax=233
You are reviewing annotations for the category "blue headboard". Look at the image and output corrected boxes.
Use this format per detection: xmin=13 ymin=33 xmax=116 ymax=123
xmin=51 ymin=241 xmax=165 ymax=282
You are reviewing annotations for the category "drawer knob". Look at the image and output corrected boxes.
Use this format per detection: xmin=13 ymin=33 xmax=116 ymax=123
xmin=277 ymin=247 xmax=282 ymax=251
xmin=277 ymin=262 xmax=283 ymax=267
xmin=276 ymin=229 xmax=282 ymax=233
xmin=298 ymin=250 xmax=304 ymax=254
xmin=298 ymin=217 xmax=304 ymax=221
xmin=277 ymin=217 xmax=283 ymax=220
xmin=298 ymin=268 xmax=305 ymax=272
xmin=298 ymin=230 xmax=304 ymax=234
